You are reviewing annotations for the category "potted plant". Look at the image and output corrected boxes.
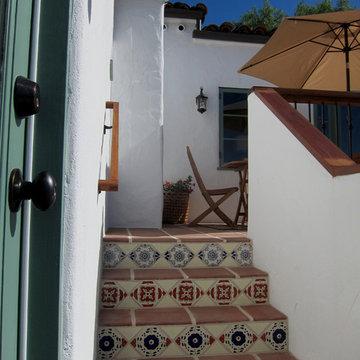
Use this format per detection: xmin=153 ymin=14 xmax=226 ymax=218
xmin=162 ymin=176 xmax=195 ymax=224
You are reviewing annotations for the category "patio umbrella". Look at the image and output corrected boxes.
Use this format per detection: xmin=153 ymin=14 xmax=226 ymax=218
xmin=239 ymin=10 xmax=360 ymax=91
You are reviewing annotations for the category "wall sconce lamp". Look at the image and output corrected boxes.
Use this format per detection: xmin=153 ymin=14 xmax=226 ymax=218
xmin=196 ymin=87 xmax=208 ymax=113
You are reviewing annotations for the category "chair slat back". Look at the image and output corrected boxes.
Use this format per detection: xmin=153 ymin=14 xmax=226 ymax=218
xmin=186 ymin=146 xmax=207 ymax=195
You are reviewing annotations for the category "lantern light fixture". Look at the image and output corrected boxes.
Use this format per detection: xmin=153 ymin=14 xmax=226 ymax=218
xmin=196 ymin=87 xmax=207 ymax=114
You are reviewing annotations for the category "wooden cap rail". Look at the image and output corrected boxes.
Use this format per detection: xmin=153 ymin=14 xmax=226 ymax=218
xmin=251 ymin=87 xmax=360 ymax=177
xmin=98 ymin=101 xmax=119 ymax=192
xmin=274 ymin=87 xmax=360 ymax=106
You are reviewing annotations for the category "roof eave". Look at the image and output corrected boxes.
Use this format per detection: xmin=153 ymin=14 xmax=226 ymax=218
xmin=192 ymin=29 xmax=270 ymax=44
xmin=165 ymin=8 xmax=205 ymax=20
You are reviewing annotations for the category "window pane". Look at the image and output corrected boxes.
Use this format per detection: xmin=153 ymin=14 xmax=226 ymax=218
xmin=339 ymin=105 xmax=360 ymax=157
xmin=224 ymin=116 xmax=247 ymax=138
xmin=223 ymin=92 xmax=247 ymax=115
xmin=223 ymin=139 xmax=248 ymax=163
xmin=338 ymin=105 xmax=350 ymax=155
xmin=220 ymin=89 xmax=248 ymax=165
xmin=351 ymin=106 xmax=360 ymax=157
xmin=314 ymin=104 xmax=360 ymax=158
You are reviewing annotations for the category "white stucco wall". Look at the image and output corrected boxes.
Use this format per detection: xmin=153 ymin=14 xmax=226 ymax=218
xmin=62 ymin=0 xmax=114 ymax=359
xmin=248 ymin=92 xmax=360 ymax=360
xmin=108 ymin=0 xmax=164 ymax=228
xmin=163 ymin=18 xmax=272 ymax=223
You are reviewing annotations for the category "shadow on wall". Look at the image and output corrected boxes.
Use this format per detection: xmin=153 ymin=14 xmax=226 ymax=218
xmin=88 ymin=0 xmax=92 ymax=23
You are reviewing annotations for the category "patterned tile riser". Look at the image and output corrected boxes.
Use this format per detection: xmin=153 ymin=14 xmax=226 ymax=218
xmin=102 ymin=242 xmax=253 ymax=270
xmin=97 ymin=320 xmax=288 ymax=359
xmin=101 ymin=277 xmax=269 ymax=309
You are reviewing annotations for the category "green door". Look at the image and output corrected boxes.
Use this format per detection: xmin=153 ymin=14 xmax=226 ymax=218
xmin=0 ymin=1 xmax=70 ymax=359
xmin=0 ymin=1 xmax=34 ymax=358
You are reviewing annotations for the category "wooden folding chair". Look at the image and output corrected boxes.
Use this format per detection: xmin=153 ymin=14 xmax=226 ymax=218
xmin=186 ymin=146 xmax=238 ymax=227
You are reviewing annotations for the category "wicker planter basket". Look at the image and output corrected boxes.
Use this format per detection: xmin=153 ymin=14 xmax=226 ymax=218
xmin=162 ymin=192 xmax=190 ymax=224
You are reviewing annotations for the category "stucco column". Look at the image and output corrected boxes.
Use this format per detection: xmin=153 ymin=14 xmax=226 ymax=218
xmin=109 ymin=0 xmax=165 ymax=228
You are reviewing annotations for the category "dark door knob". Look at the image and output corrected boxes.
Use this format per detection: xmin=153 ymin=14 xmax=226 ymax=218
xmin=8 ymin=169 xmax=56 ymax=212
xmin=13 ymin=76 xmax=40 ymax=117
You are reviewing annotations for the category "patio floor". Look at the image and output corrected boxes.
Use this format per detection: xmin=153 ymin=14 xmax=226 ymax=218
xmin=104 ymin=223 xmax=248 ymax=243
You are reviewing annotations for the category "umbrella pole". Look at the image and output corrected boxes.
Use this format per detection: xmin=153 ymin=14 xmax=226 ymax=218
xmin=346 ymin=54 xmax=350 ymax=92
xmin=343 ymin=23 xmax=351 ymax=91
xmin=343 ymin=24 xmax=353 ymax=157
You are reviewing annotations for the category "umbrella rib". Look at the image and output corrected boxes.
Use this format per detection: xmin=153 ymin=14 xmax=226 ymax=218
xmin=240 ymin=15 xmax=360 ymax=90
xmin=326 ymin=23 xmax=347 ymax=50
xmin=310 ymin=39 xmax=344 ymax=51
xmin=293 ymin=19 xmax=360 ymax=52
xmin=241 ymin=26 xmax=342 ymax=70
xmin=287 ymin=17 xmax=360 ymax=26
xmin=348 ymin=26 xmax=360 ymax=48
xmin=310 ymin=24 xmax=360 ymax=52
xmin=299 ymin=50 xmax=329 ymax=89
xmin=300 ymin=31 xmax=340 ymax=89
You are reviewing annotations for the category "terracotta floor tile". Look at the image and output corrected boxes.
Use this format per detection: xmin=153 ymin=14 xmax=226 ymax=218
xmin=134 ymin=268 xmax=184 ymax=280
xmin=162 ymin=226 xmax=221 ymax=242
xmin=174 ymin=233 xmax=221 ymax=242
xmin=163 ymin=225 xmax=248 ymax=243
xmin=129 ymin=228 xmax=175 ymax=242
xmin=105 ymin=227 xmax=128 ymax=235
xmin=163 ymin=226 xmax=199 ymax=234
xmin=135 ymin=307 xmax=191 ymax=325
xmin=192 ymin=224 xmax=248 ymax=236
xmin=143 ymin=358 xmax=193 ymax=360
xmin=258 ymin=353 xmax=297 ymax=360
xmin=229 ymin=267 xmax=268 ymax=278
xmin=192 ymin=225 xmax=227 ymax=232
xmin=183 ymin=267 xmax=236 ymax=279
xmin=189 ymin=306 xmax=249 ymax=324
xmin=104 ymin=228 xmax=129 ymax=242
xmin=99 ymin=309 xmax=131 ymax=326
xmin=132 ymin=237 xmax=177 ymax=242
xmin=129 ymin=228 xmax=163 ymax=235
xmin=102 ymin=269 xmax=131 ymax=280
xmin=192 ymin=223 xmax=246 ymax=231
xmin=242 ymin=305 xmax=287 ymax=321
xmin=200 ymin=355 xmax=256 ymax=360
xmin=195 ymin=229 xmax=248 ymax=240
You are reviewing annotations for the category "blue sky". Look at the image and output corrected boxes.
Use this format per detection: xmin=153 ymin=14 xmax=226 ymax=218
xmin=184 ymin=0 xmax=360 ymax=25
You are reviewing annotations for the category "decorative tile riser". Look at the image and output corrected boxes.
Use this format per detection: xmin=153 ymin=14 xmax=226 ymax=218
xmin=103 ymin=242 xmax=253 ymax=270
xmin=97 ymin=320 xmax=288 ymax=359
xmin=101 ymin=277 xmax=269 ymax=309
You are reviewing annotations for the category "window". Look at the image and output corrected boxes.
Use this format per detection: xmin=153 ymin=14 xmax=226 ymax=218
xmin=314 ymin=104 xmax=360 ymax=159
xmin=219 ymin=88 xmax=249 ymax=166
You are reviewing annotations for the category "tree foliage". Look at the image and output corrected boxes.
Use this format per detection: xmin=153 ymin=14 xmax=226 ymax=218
xmin=234 ymin=0 xmax=287 ymax=30
xmin=234 ymin=0 xmax=355 ymax=30
xmin=295 ymin=0 xmax=354 ymax=15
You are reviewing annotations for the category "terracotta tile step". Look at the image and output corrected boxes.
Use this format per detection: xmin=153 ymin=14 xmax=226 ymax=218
xmin=102 ymin=241 xmax=253 ymax=270
xmin=104 ymin=226 xmax=249 ymax=243
xmin=99 ymin=305 xmax=287 ymax=327
xmin=103 ymin=267 xmax=267 ymax=280
xmin=100 ymin=267 xmax=269 ymax=309
xmin=97 ymin=306 xmax=289 ymax=358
